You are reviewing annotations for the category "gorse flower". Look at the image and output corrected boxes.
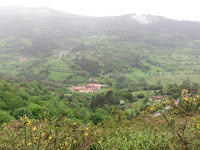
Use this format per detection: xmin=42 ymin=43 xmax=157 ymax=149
xmin=26 ymin=121 xmax=31 ymax=125
xmin=85 ymin=133 xmax=88 ymax=136
xmin=32 ymin=126 xmax=36 ymax=131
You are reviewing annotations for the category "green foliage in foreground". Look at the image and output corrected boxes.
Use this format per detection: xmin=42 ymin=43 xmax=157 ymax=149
xmin=1 ymin=90 xmax=200 ymax=149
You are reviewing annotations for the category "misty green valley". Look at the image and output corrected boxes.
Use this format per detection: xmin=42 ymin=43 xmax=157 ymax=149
xmin=1 ymin=6 xmax=200 ymax=150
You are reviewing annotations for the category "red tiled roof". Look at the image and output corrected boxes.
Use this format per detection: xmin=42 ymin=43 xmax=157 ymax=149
xmin=152 ymin=95 xmax=163 ymax=99
xmin=72 ymin=84 xmax=101 ymax=92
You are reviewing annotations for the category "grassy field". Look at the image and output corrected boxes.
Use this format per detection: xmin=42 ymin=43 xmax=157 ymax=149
xmin=1 ymin=34 xmax=200 ymax=86
xmin=146 ymin=74 xmax=200 ymax=85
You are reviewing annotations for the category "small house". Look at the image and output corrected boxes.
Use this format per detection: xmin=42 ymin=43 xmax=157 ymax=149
xmin=152 ymin=95 xmax=163 ymax=100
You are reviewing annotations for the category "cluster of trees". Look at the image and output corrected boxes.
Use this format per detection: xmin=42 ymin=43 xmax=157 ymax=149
xmin=1 ymin=77 xmax=199 ymax=125
xmin=0 ymin=79 xmax=134 ymax=125
xmin=0 ymin=80 xmax=67 ymax=124
xmin=90 ymin=90 xmax=134 ymax=110
xmin=166 ymin=81 xmax=200 ymax=99
xmin=74 ymin=56 xmax=100 ymax=76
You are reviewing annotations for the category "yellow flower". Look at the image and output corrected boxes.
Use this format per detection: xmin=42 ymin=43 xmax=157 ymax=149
xmin=87 ymin=123 xmax=91 ymax=126
xmin=149 ymin=107 xmax=155 ymax=112
xmin=49 ymin=137 xmax=52 ymax=140
xmin=73 ymin=140 xmax=76 ymax=144
xmin=74 ymin=122 xmax=76 ymax=125
xmin=197 ymin=95 xmax=199 ymax=98
xmin=85 ymin=128 xmax=89 ymax=131
xmin=28 ymin=142 xmax=32 ymax=146
xmin=65 ymin=142 xmax=68 ymax=145
xmin=32 ymin=126 xmax=37 ymax=131
xmin=44 ymin=112 xmax=46 ymax=115
xmin=98 ymin=141 xmax=101 ymax=144
xmin=20 ymin=117 xmax=23 ymax=121
xmin=85 ymin=133 xmax=88 ymax=137
xmin=34 ymin=137 xmax=38 ymax=140
xmin=26 ymin=121 xmax=31 ymax=125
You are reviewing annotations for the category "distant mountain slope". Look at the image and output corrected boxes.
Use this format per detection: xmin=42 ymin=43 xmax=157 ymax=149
xmin=1 ymin=7 xmax=200 ymax=39
xmin=1 ymin=6 xmax=200 ymax=85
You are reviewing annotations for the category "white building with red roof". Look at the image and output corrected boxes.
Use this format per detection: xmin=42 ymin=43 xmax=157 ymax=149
xmin=71 ymin=83 xmax=103 ymax=93
xmin=18 ymin=57 xmax=28 ymax=62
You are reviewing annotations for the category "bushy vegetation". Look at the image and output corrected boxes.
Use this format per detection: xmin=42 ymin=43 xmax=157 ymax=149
xmin=1 ymin=89 xmax=200 ymax=149
xmin=0 ymin=79 xmax=136 ymax=125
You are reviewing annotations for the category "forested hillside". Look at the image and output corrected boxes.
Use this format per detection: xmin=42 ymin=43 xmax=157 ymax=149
xmin=1 ymin=7 xmax=200 ymax=86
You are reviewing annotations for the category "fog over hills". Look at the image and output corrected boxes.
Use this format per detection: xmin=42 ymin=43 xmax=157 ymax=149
xmin=1 ymin=6 xmax=200 ymax=84
xmin=1 ymin=6 xmax=200 ymax=38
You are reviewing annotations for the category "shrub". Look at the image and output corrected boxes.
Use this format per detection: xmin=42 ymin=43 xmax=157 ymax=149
xmin=28 ymin=103 xmax=43 ymax=118
xmin=137 ymin=93 xmax=145 ymax=98
xmin=17 ymin=90 xmax=30 ymax=100
xmin=28 ymin=96 xmax=42 ymax=105
xmin=13 ymin=107 xmax=33 ymax=119
xmin=0 ymin=110 xmax=14 ymax=124
xmin=95 ymin=108 xmax=109 ymax=115
xmin=90 ymin=113 xmax=104 ymax=125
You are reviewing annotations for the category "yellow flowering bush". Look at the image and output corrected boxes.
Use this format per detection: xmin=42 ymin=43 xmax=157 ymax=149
xmin=1 ymin=90 xmax=200 ymax=149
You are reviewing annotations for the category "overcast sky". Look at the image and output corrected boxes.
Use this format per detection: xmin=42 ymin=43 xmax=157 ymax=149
xmin=1 ymin=0 xmax=200 ymax=21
